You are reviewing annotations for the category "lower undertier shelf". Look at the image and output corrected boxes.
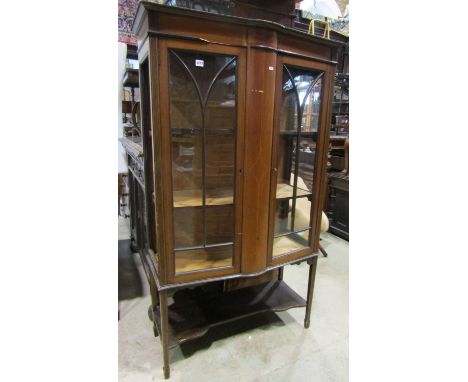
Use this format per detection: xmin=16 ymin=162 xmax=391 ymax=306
xmin=150 ymin=280 xmax=306 ymax=349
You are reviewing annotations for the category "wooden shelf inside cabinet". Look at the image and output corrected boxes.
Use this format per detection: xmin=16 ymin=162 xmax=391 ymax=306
xmin=276 ymin=183 xmax=311 ymax=200
xmin=279 ymin=131 xmax=318 ymax=138
xmin=173 ymin=183 xmax=311 ymax=208
xmin=174 ymin=246 xmax=233 ymax=273
xmin=149 ymin=280 xmax=306 ymax=349
xmin=171 ymin=128 xmax=235 ymax=136
xmin=272 ymin=233 xmax=308 ymax=257
xmin=173 ymin=189 xmax=234 ymax=207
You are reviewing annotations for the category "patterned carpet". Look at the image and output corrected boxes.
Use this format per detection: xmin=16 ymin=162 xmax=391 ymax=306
xmin=118 ymin=0 xmax=139 ymax=45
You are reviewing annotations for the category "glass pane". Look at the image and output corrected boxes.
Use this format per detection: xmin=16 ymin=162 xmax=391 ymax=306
xmin=170 ymin=51 xmax=203 ymax=211
xmin=169 ymin=49 xmax=237 ymax=272
xmin=176 ymin=50 xmax=235 ymax=103
xmin=175 ymin=245 xmax=233 ymax=273
xmin=205 ymin=61 xmax=236 ymax=131
xmin=276 ymin=136 xmax=297 ymax=189
xmin=206 ymin=205 xmax=234 ymax=245
xmin=296 ymin=137 xmax=315 ymax=192
xmin=274 ymin=198 xmax=292 ymax=236
xmin=293 ymin=137 xmax=315 ymax=231
xmin=169 ymin=51 xmax=203 ymax=132
xmin=272 ymin=64 xmax=323 ymax=258
xmin=171 ymin=132 xmax=203 ymax=208
xmin=173 ymin=207 xmax=202 ymax=248
xmin=273 ymin=231 xmax=309 ymax=258
xmin=301 ymin=78 xmax=322 ymax=132
xmin=274 ymin=135 xmax=296 ymax=236
xmin=286 ymin=66 xmax=322 ymax=134
xmin=205 ymin=133 xmax=235 ymax=205
xmin=294 ymin=196 xmax=312 ymax=232
xmin=275 ymin=137 xmax=314 ymax=236
xmin=205 ymin=60 xmax=236 ymax=205
xmin=280 ymin=69 xmax=299 ymax=133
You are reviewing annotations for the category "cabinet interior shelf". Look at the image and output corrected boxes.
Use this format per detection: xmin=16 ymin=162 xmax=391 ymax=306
xmin=273 ymin=231 xmax=309 ymax=257
xmin=172 ymin=128 xmax=234 ymax=135
xmin=174 ymin=245 xmax=233 ymax=273
xmin=173 ymin=189 xmax=234 ymax=207
xmin=149 ymin=280 xmax=306 ymax=349
xmin=173 ymin=183 xmax=311 ymax=208
xmin=279 ymin=131 xmax=318 ymax=137
xmin=276 ymin=183 xmax=311 ymax=200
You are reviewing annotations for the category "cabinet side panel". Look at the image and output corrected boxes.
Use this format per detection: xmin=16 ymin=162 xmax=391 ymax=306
xmin=148 ymin=36 xmax=169 ymax=284
xmin=241 ymin=48 xmax=277 ymax=273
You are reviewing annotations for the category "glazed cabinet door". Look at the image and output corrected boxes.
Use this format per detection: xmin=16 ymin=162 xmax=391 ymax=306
xmin=158 ymin=40 xmax=245 ymax=283
xmin=268 ymin=55 xmax=332 ymax=266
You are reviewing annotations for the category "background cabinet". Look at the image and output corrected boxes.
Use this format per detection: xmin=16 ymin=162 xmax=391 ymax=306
xmin=123 ymin=2 xmax=343 ymax=378
xmin=326 ymin=73 xmax=349 ymax=240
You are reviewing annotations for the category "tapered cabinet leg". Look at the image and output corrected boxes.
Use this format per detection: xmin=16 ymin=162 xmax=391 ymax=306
xmin=160 ymin=291 xmax=170 ymax=379
xmin=304 ymin=256 xmax=318 ymax=329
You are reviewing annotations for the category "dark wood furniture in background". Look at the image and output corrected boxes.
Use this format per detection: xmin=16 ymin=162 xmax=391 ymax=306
xmin=121 ymin=2 xmax=344 ymax=378
xmin=325 ymin=73 xmax=349 ymax=240
xmin=118 ymin=173 xmax=129 ymax=217
xmin=122 ymin=68 xmax=140 ymax=137
xmin=327 ymin=172 xmax=349 ymax=240
xmin=159 ymin=0 xmax=297 ymax=26
xmin=120 ymin=136 xmax=146 ymax=252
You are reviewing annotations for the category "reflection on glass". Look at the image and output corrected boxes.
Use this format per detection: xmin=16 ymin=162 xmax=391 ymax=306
xmin=205 ymin=61 xmax=236 ymax=131
xmin=280 ymin=80 xmax=298 ymax=133
xmin=293 ymin=195 xmax=312 ymax=232
xmin=168 ymin=49 xmax=237 ymax=273
xmin=273 ymin=65 xmax=323 ymax=258
xmin=173 ymin=207 xmax=202 ymax=248
xmin=301 ymin=79 xmax=322 ymax=132
xmin=205 ymin=205 xmax=234 ymax=245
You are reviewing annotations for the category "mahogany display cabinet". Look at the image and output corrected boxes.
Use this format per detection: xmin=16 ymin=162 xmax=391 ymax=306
xmin=123 ymin=2 xmax=344 ymax=378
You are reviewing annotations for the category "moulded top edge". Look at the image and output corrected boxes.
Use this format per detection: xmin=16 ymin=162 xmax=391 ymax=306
xmin=132 ymin=1 xmax=346 ymax=49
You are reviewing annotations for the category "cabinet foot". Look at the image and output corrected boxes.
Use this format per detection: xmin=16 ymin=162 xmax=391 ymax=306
xmin=163 ymin=366 xmax=170 ymax=379
xmin=160 ymin=291 xmax=170 ymax=379
xmin=304 ymin=257 xmax=318 ymax=329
